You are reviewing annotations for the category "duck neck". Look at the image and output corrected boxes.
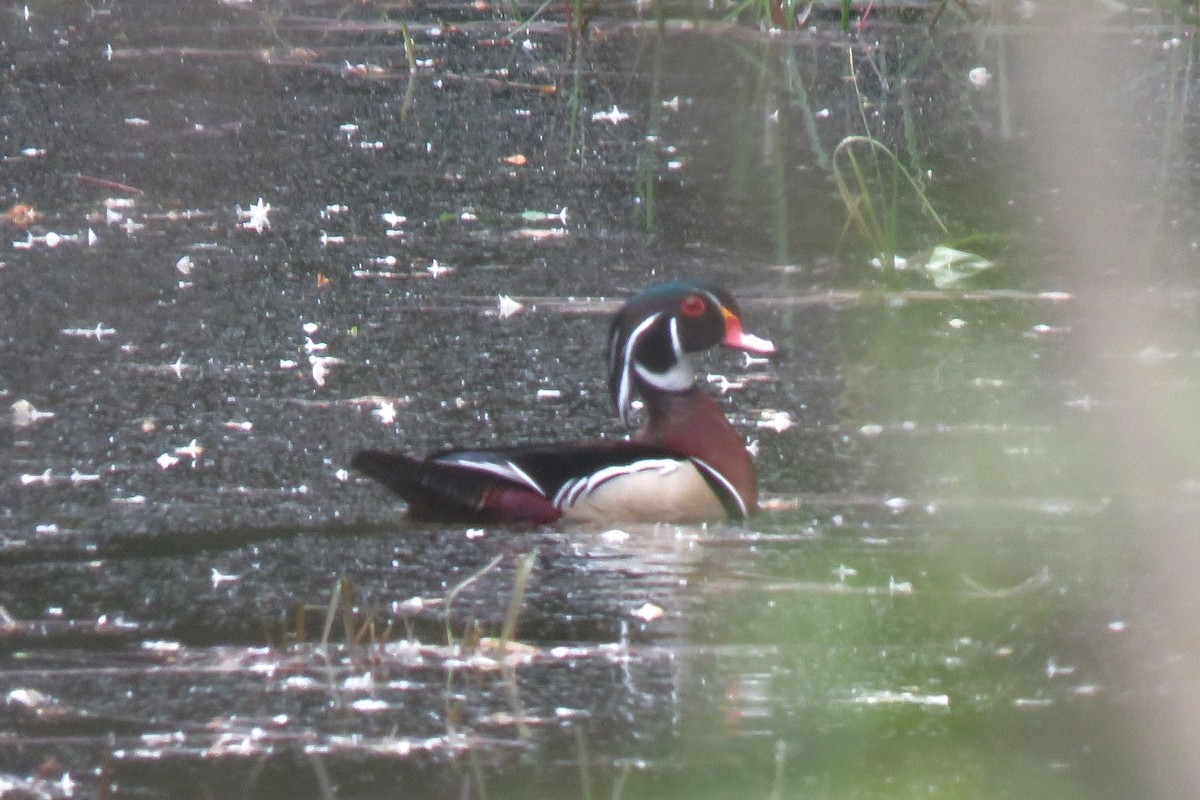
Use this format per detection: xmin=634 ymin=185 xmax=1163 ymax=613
xmin=634 ymin=385 xmax=758 ymax=513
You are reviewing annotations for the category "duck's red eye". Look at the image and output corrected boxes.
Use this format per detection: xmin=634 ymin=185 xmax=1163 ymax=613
xmin=680 ymin=294 xmax=707 ymax=317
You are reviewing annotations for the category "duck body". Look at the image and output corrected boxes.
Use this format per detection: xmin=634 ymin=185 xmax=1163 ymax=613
xmin=351 ymin=281 xmax=776 ymax=524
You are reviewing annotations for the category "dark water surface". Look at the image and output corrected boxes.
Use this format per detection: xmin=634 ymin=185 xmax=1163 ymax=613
xmin=3 ymin=2 xmax=1200 ymax=799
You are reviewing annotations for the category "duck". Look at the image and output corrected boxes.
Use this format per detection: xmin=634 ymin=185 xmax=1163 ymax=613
xmin=350 ymin=280 xmax=777 ymax=524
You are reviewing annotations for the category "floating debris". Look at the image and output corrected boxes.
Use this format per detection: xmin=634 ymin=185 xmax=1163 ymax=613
xmin=853 ymin=689 xmax=949 ymax=708
xmin=156 ymin=453 xmax=180 ymax=470
xmin=427 ymin=259 xmax=454 ymax=278
xmin=756 ymin=410 xmax=794 ymax=433
xmin=511 ymin=227 xmax=567 ymax=241
xmin=2 ymin=202 xmax=39 ymax=228
xmin=310 ymin=355 xmax=342 ymax=387
xmin=706 ymin=374 xmax=745 ymax=394
xmin=373 ymin=400 xmax=397 ymax=424
xmin=11 ymin=399 xmax=54 ymax=427
xmin=520 ymin=207 xmax=569 ymax=224
xmin=497 ymin=294 xmax=524 ymax=319
xmin=174 ymin=439 xmax=204 ymax=460
xmin=968 ymin=66 xmax=992 ymax=88
xmin=237 ymin=197 xmax=271 ymax=233
xmin=592 ymin=105 xmax=631 ymax=125
xmin=19 ymin=469 xmax=53 ymax=486
xmin=631 ymin=602 xmax=664 ymax=622
xmin=211 ymin=568 xmax=241 ymax=588
xmin=69 ymin=469 xmax=101 ymax=485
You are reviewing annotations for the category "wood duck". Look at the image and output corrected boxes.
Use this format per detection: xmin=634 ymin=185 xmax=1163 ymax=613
xmin=351 ymin=280 xmax=777 ymax=524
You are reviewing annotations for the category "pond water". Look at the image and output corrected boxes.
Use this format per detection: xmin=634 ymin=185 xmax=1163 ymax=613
xmin=3 ymin=2 xmax=1200 ymax=799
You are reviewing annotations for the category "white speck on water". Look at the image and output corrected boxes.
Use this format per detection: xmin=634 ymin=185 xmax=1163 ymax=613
xmin=210 ymin=568 xmax=240 ymax=587
xmin=175 ymin=255 xmax=193 ymax=275
xmin=947 ymin=317 xmax=966 ymax=329
xmin=156 ymin=453 xmax=180 ymax=470
xmin=20 ymin=469 xmax=53 ymax=486
xmin=12 ymin=399 xmax=54 ymax=427
xmin=884 ymin=496 xmax=911 ymax=512
xmin=833 ymin=564 xmax=857 ymax=581
xmin=706 ymin=374 xmax=745 ymax=394
xmin=350 ymin=698 xmax=389 ymax=713
xmin=1107 ymin=620 xmax=1127 ymax=632
xmin=427 ymin=259 xmax=453 ymax=278
xmin=373 ymin=401 xmax=397 ymax=424
xmin=536 ymin=388 xmax=562 ymax=400
xmin=591 ymin=105 xmax=631 ymax=125
xmin=601 ymin=529 xmax=630 ymax=543
xmin=631 ymin=603 xmax=663 ymax=622
xmin=859 ymin=422 xmax=884 ymax=437
xmin=497 ymin=294 xmax=524 ymax=319
xmin=381 ymin=211 xmax=407 ymax=227
xmin=465 ymin=528 xmax=486 ymax=539
xmin=1046 ymin=658 xmax=1076 ymax=679
xmin=69 ymin=469 xmax=101 ymax=485
xmin=35 ymin=523 xmax=60 ymax=534
xmin=756 ymin=410 xmax=794 ymax=433
xmin=236 ymin=197 xmax=271 ymax=234
xmin=174 ymin=439 xmax=203 ymax=459
xmin=968 ymin=66 xmax=992 ymax=88
xmin=61 ymin=324 xmax=116 ymax=341
xmin=889 ymin=576 xmax=913 ymax=594
xmin=343 ymin=673 xmax=374 ymax=691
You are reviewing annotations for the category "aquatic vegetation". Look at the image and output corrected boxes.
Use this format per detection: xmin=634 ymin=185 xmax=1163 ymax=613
xmin=831 ymin=133 xmax=948 ymax=274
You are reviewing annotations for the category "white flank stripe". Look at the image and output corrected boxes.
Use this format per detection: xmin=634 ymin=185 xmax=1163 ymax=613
xmin=554 ymin=458 xmax=681 ymax=512
xmin=437 ymin=456 xmax=546 ymax=495
xmin=690 ymin=457 xmax=748 ymax=518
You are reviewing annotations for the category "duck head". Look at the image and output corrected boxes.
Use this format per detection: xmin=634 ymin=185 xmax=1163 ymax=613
xmin=607 ymin=281 xmax=777 ymax=425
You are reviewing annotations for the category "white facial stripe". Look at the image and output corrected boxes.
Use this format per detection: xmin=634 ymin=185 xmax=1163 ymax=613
xmin=669 ymin=316 xmax=684 ymax=363
xmin=618 ymin=312 xmax=663 ymax=424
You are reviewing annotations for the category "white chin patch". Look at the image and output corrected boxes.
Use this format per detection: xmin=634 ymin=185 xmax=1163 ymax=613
xmin=634 ymin=357 xmax=695 ymax=393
